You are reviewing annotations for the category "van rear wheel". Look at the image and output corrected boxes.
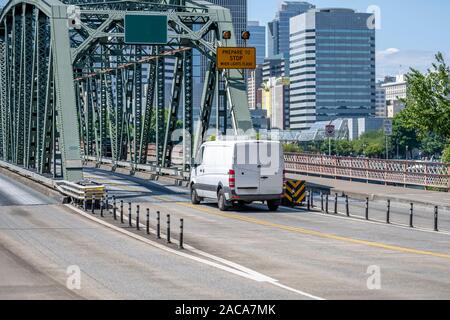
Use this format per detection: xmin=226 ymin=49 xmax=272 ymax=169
xmin=218 ymin=190 xmax=229 ymax=211
xmin=191 ymin=187 xmax=201 ymax=205
xmin=267 ymin=200 xmax=280 ymax=212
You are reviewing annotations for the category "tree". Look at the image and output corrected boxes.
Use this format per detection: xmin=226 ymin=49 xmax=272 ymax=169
xmin=283 ymin=143 xmax=303 ymax=153
xmin=443 ymin=146 xmax=450 ymax=163
xmin=401 ymin=52 xmax=450 ymax=140
xmin=352 ymin=131 xmax=386 ymax=158
xmin=335 ymin=139 xmax=354 ymax=156
xmin=391 ymin=111 xmax=420 ymax=158
xmin=420 ymin=133 xmax=446 ymax=159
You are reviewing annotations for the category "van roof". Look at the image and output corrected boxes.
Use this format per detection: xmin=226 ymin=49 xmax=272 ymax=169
xmin=202 ymin=140 xmax=280 ymax=147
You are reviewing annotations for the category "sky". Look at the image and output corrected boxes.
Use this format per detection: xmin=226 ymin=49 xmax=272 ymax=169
xmin=249 ymin=0 xmax=450 ymax=78
xmin=0 ymin=0 xmax=448 ymax=77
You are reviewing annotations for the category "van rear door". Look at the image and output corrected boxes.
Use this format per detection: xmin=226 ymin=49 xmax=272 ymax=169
xmin=258 ymin=142 xmax=284 ymax=195
xmin=234 ymin=142 xmax=260 ymax=195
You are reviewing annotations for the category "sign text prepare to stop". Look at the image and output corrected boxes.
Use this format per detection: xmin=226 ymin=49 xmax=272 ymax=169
xmin=217 ymin=47 xmax=256 ymax=70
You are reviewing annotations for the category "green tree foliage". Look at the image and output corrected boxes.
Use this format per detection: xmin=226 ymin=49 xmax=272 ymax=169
xmin=401 ymin=52 xmax=450 ymax=140
xmin=335 ymin=139 xmax=354 ymax=156
xmin=442 ymin=146 xmax=450 ymax=163
xmin=352 ymin=131 xmax=386 ymax=158
xmin=420 ymin=133 xmax=446 ymax=158
xmin=283 ymin=143 xmax=303 ymax=153
xmin=391 ymin=111 xmax=420 ymax=158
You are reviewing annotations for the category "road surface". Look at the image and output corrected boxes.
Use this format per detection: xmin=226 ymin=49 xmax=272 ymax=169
xmin=84 ymin=167 xmax=450 ymax=300
xmin=0 ymin=172 xmax=304 ymax=300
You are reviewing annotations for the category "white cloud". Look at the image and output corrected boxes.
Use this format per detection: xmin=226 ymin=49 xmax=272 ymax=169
xmin=377 ymin=48 xmax=400 ymax=57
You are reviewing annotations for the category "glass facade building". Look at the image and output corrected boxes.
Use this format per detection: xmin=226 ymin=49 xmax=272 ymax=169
xmin=207 ymin=0 xmax=248 ymax=47
xmin=268 ymin=1 xmax=315 ymax=59
xmin=247 ymin=21 xmax=266 ymax=64
xmin=289 ymin=8 xmax=376 ymax=130
xmin=196 ymin=0 xmax=248 ymax=127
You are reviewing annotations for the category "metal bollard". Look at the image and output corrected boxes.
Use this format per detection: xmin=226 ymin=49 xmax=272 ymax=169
xmin=167 ymin=214 xmax=171 ymax=244
xmin=334 ymin=193 xmax=338 ymax=214
xmin=386 ymin=200 xmax=391 ymax=224
xmin=409 ymin=203 xmax=414 ymax=228
xmin=321 ymin=192 xmax=324 ymax=211
xmin=157 ymin=211 xmax=161 ymax=239
xmin=83 ymin=195 xmax=87 ymax=211
xmin=434 ymin=206 xmax=439 ymax=232
xmin=136 ymin=205 xmax=140 ymax=231
xmin=100 ymin=197 xmax=104 ymax=217
xmin=146 ymin=209 xmax=150 ymax=235
xmin=120 ymin=200 xmax=124 ymax=223
xmin=128 ymin=202 xmax=132 ymax=227
xmin=345 ymin=195 xmax=349 ymax=217
xmin=325 ymin=194 xmax=329 ymax=214
xmin=113 ymin=196 xmax=117 ymax=220
xmin=179 ymin=219 xmax=184 ymax=249
xmin=365 ymin=197 xmax=369 ymax=220
xmin=91 ymin=195 xmax=96 ymax=214
xmin=307 ymin=190 xmax=311 ymax=211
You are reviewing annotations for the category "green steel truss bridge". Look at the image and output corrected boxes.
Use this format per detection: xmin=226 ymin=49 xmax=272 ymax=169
xmin=0 ymin=0 xmax=253 ymax=181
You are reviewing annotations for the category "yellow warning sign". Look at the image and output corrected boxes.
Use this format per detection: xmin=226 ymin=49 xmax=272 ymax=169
xmin=283 ymin=180 xmax=306 ymax=205
xmin=217 ymin=47 xmax=256 ymax=70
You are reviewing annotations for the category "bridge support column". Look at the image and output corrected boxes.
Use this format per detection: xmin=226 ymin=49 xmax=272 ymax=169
xmin=50 ymin=5 xmax=82 ymax=181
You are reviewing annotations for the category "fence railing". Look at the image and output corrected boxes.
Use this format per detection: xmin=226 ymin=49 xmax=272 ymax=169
xmin=284 ymin=153 xmax=450 ymax=191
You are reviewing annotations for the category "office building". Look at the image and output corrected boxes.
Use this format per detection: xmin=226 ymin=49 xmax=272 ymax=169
xmin=247 ymin=65 xmax=263 ymax=109
xmin=247 ymin=21 xmax=266 ymax=65
xmin=375 ymin=82 xmax=387 ymax=117
xmin=382 ymin=74 xmax=407 ymax=118
xmin=196 ymin=0 xmax=248 ymax=128
xmin=261 ymin=77 xmax=290 ymax=130
xmin=375 ymin=76 xmax=396 ymax=117
xmin=262 ymin=57 xmax=287 ymax=81
xmin=250 ymin=109 xmax=269 ymax=131
xmin=209 ymin=0 xmax=248 ymax=47
xmin=289 ymin=8 xmax=376 ymax=130
xmin=268 ymin=1 xmax=315 ymax=59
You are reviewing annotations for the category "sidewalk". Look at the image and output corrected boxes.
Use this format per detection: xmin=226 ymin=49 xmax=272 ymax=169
xmin=287 ymin=173 xmax=450 ymax=210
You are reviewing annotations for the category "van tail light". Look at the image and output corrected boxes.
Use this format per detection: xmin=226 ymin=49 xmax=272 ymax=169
xmin=283 ymin=169 xmax=287 ymax=182
xmin=228 ymin=169 xmax=236 ymax=189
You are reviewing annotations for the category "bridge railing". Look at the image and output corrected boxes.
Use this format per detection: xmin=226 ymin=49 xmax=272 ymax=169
xmin=284 ymin=153 xmax=450 ymax=191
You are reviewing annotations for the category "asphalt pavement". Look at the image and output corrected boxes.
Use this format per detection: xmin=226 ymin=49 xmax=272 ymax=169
xmin=0 ymin=171 xmax=305 ymax=300
xmin=84 ymin=167 xmax=450 ymax=300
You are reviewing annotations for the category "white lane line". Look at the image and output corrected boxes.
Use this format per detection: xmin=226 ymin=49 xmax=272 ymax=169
xmin=66 ymin=204 xmax=324 ymax=300
xmin=271 ymin=282 xmax=325 ymax=300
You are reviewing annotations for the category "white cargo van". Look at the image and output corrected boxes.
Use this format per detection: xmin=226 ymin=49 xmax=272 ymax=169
xmin=190 ymin=140 xmax=285 ymax=211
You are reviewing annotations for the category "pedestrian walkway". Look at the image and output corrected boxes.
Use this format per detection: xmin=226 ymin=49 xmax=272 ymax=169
xmin=287 ymin=173 xmax=450 ymax=209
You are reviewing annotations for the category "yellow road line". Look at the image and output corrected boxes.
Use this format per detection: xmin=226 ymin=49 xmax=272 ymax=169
xmin=83 ymin=174 xmax=450 ymax=260
xmin=178 ymin=202 xmax=450 ymax=260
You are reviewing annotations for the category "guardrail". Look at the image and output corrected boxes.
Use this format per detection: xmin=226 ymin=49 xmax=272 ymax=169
xmin=284 ymin=153 xmax=450 ymax=191
xmin=57 ymin=180 xmax=106 ymax=201
xmin=0 ymin=159 xmax=107 ymax=200
xmin=83 ymin=156 xmax=190 ymax=179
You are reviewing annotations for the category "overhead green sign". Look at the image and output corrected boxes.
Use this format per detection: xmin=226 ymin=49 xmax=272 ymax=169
xmin=124 ymin=15 xmax=168 ymax=44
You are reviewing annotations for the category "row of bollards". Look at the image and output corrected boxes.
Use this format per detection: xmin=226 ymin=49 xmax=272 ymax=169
xmin=80 ymin=194 xmax=185 ymax=249
xmin=309 ymin=190 xmax=441 ymax=232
